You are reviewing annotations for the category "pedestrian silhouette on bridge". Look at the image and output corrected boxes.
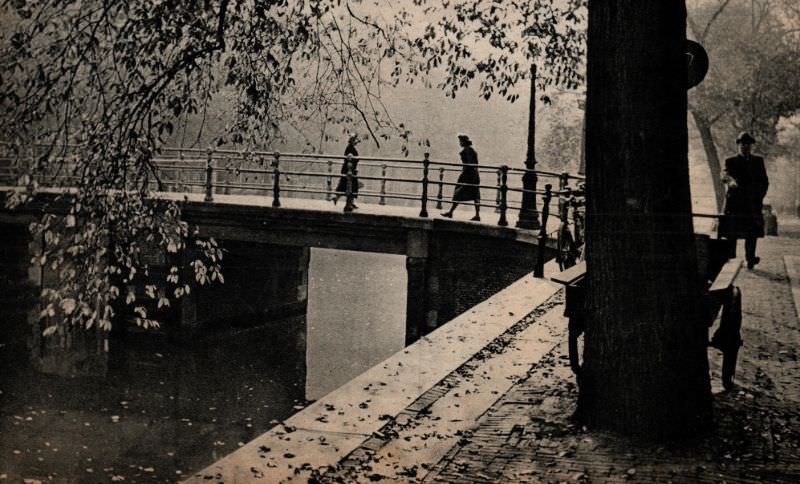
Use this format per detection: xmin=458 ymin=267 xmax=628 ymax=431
xmin=441 ymin=133 xmax=481 ymax=221
xmin=333 ymin=133 xmax=360 ymax=208
xmin=719 ymin=132 xmax=769 ymax=269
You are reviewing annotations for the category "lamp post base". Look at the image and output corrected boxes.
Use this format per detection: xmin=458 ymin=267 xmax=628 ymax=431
xmin=517 ymin=169 xmax=541 ymax=230
xmin=516 ymin=211 xmax=541 ymax=230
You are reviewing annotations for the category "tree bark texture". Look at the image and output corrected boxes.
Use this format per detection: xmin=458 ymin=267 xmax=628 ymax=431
xmin=581 ymin=1 xmax=713 ymax=438
xmin=691 ymin=110 xmax=725 ymax=212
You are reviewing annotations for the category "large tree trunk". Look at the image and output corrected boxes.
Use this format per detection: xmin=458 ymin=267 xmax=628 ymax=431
xmin=691 ymin=109 xmax=726 ymax=211
xmin=580 ymin=1 xmax=712 ymax=438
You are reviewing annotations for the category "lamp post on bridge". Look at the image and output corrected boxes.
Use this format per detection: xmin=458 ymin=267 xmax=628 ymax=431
xmin=516 ymin=64 xmax=541 ymax=230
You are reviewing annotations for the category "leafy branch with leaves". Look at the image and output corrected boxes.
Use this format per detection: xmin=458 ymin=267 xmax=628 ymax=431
xmin=1 ymin=0 xmax=586 ymax=337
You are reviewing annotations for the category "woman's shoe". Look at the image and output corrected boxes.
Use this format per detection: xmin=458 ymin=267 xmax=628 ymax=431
xmin=470 ymin=215 xmax=481 ymax=221
xmin=441 ymin=212 xmax=453 ymax=218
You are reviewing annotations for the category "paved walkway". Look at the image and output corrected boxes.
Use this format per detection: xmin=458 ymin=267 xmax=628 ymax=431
xmin=425 ymin=221 xmax=800 ymax=483
xmin=188 ymin=221 xmax=800 ymax=483
xmin=185 ymin=261 xmax=566 ymax=483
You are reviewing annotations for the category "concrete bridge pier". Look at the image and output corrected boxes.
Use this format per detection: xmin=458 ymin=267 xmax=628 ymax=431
xmin=404 ymin=230 xmax=546 ymax=345
xmin=6 ymin=224 xmax=110 ymax=377
xmin=405 ymin=231 xmax=435 ymax=344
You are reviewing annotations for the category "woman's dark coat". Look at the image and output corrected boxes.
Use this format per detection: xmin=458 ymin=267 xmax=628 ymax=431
xmin=335 ymin=143 xmax=359 ymax=195
xmin=452 ymin=145 xmax=481 ymax=202
xmin=719 ymin=154 xmax=769 ymax=239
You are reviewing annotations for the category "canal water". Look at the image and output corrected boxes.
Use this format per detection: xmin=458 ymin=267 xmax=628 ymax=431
xmin=0 ymin=248 xmax=406 ymax=483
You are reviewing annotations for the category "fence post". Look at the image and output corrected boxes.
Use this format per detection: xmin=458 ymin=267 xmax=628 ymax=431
xmin=177 ymin=150 xmax=186 ymax=191
xmin=572 ymin=192 xmax=585 ymax=247
xmin=419 ymin=153 xmax=430 ymax=217
xmin=498 ymin=165 xmax=509 ymax=227
xmin=24 ymin=145 xmax=35 ymax=192
xmin=326 ymin=158 xmax=334 ymax=200
xmin=343 ymin=154 xmax=355 ymax=213
xmin=560 ymin=185 xmax=571 ymax=224
xmin=495 ymin=168 xmax=502 ymax=213
xmin=436 ymin=167 xmax=444 ymax=209
xmin=534 ymin=183 xmax=553 ymax=277
xmin=248 ymin=150 xmax=255 ymax=186
xmin=204 ymin=149 xmax=214 ymax=202
xmin=272 ymin=151 xmax=281 ymax=208
xmin=379 ymin=164 xmax=387 ymax=205
xmin=239 ymin=150 xmax=247 ymax=185
xmin=558 ymin=172 xmax=569 ymax=223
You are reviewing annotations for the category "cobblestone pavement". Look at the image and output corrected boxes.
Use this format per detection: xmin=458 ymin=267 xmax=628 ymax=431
xmin=423 ymin=225 xmax=800 ymax=483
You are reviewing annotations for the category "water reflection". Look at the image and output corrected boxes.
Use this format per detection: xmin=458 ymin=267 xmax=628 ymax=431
xmin=0 ymin=246 xmax=407 ymax=482
xmin=306 ymin=248 xmax=407 ymax=400
xmin=1 ymin=320 xmax=305 ymax=482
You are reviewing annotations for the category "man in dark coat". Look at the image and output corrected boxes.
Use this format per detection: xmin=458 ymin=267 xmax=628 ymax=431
xmin=719 ymin=132 xmax=769 ymax=269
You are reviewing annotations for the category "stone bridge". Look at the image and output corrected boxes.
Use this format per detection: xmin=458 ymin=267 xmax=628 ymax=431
xmin=0 ymin=188 xmax=562 ymax=346
xmin=0 ymin=145 xmax=586 ymax=344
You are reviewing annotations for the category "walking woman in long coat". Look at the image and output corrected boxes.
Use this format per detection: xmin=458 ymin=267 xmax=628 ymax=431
xmin=719 ymin=132 xmax=769 ymax=269
xmin=332 ymin=133 xmax=360 ymax=207
xmin=441 ymin=133 xmax=481 ymax=221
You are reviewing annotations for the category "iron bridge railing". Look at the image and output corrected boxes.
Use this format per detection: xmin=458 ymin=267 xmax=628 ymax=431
xmin=0 ymin=142 xmax=590 ymax=277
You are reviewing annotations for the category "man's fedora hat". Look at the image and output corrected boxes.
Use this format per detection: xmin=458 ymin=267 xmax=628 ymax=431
xmin=736 ymin=132 xmax=756 ymax=144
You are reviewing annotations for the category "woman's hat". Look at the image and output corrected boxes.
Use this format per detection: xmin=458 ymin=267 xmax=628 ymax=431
xmin=347 ymin=132 xmax=359 ymax=142
xmin=736 ymin=132 xmax=756 ymax=144
xmin=457 ymin=133 xmax=470 ymax=140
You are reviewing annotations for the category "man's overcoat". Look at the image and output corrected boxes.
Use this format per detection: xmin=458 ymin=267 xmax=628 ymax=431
xmin=719 ymin=154 xmax=769 ymax=239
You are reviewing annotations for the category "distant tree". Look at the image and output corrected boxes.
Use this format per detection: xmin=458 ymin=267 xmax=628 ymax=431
xmin=581 ymin=0 xmax=712 ymax=438
xmin=536 ymin=93 xmax=583 ymax=173
xmin=0 ymin=1 xmax=585 ymax=334
xmin=771 ymin=114 xmax=800 ymax=213
xmin=687 ymin=0 xmax=800 ymax=210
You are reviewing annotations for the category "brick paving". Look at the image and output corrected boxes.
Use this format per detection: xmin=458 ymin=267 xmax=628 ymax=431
xmin=316 ymin=221 xmax=800 ymax=483
xmin=423 ymin=224 xmax=800 ymax=483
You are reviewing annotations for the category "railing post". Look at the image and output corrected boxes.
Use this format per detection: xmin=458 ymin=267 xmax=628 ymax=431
xmin=572 ymin=186 xmax=585 ymax=247
xmin=560 ymin=185 xmax=571 ymax=224
xmin=344 ymin=154 xmax=355 ymax=213
xmin=248 ymin=150 xmax=254 ymax=185
xmin=419 ymin=153 xmax=430 ymax=218
xmin=534 ymin=183 xmax=553 ymax=278
xmin=239 ymin=150 xmax=247 ymax=185
xmin=272 ymin=151 xmax=281 ymax=207
xmin=379 ymin=164 xmax=387 ymax=205
xmin=436 ymin=167 xmax=444 ymax=209
xmin=498 ymin=165 xmax=509 ymax=227
xmin=558 ymin=172 xmax=569 ymax=222
xmin=326 ymin=158 xmax=333 ymax=200
xmin=178 ymin=150 xmax=185 ymax=190
xmin=495 ymin=168 xmax=502 ymax=213
xmin=204 ymin=148 xmax=214 ymax=202
xmin=26 ymin=144 xmax=35 ymax=193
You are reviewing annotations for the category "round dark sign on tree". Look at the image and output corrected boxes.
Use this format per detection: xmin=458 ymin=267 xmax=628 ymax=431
xmin=686 ymin=40 xmax=709 ymax=89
